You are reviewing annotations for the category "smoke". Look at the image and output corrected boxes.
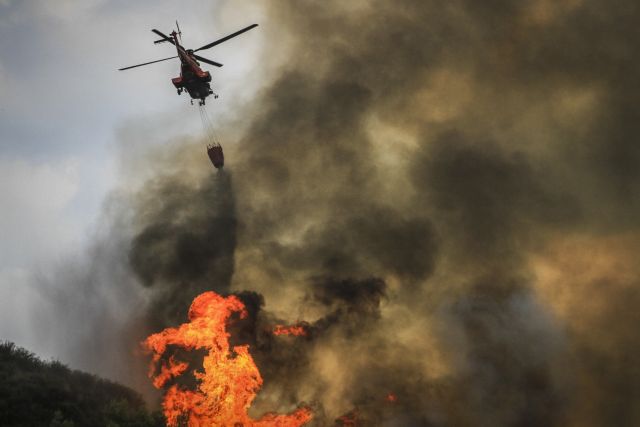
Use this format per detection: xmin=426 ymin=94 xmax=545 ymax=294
xmin=128 ymin=168 xmax=237 ymax=330
xmin=220 ymin=1 xmax=639 ymax=424
xmin=37 ymin=0 xmax=640 ymax=425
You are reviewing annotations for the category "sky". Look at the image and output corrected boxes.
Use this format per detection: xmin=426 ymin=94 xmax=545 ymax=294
xmin=0 ymin=0 xmax=266 ymax=358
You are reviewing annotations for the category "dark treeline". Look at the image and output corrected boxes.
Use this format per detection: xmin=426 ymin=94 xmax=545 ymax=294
xmin=0 ymin=342 xmax=163 ymax=427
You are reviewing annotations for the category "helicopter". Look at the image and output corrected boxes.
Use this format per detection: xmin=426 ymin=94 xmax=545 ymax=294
xmin=119 ymin=21 xmax=258 ymax=106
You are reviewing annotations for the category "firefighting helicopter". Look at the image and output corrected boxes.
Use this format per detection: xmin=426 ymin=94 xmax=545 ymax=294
xmin=118 ymin=21 xmax=258 ymax=106
xmin=118 ymin=22 xmax=258 ymax=169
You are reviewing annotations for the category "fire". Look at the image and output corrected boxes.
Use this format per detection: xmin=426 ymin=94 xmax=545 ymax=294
xmin=143 ymin=291 xmax=313 ymax=427
xmin=385 ymin=393 xmax=397 ymax=403
xmin=272 ymin=324 xmax=308 ymax=337
xmin=335 ymin=410 xmax=360 ymax=426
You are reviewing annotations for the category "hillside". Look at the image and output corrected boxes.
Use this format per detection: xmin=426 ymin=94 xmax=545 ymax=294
xmin=0 ymin=342 xmax=163 ymax=427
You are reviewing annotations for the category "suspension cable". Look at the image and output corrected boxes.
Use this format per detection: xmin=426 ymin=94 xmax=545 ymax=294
xmin=198 ymin=104 xmax=221 ymax=146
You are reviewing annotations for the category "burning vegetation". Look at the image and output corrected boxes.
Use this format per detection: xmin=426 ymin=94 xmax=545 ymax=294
xmin=272 ymin=324 xmax=309 ymax=337
xmin=143 ymin=291 xmax=312 ymax=426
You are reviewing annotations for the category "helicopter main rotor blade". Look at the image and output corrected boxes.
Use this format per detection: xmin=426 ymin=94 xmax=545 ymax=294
xmin=193 ymin=54 xmax=223 ymax=67
xmin=151 ymin=29 xmax=175 ymax=45
xmin=118 ymin=55 xmax=178 ymax=71
xmin=194 ymin=23 xmax=258 ymax=52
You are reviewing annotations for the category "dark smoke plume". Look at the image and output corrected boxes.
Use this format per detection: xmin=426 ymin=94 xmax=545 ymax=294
xmin=222 ymin=1 xmax=639 ymax=425
xmin=129 ymin=169 xmax=237 ymax=330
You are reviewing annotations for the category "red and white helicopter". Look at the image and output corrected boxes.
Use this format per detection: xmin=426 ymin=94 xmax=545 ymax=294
xmin=119 ymin=21 xmax=258 ymax=106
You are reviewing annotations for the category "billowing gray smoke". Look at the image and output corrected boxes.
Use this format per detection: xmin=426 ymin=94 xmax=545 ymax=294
xmin=41 ymin=0 xmax=640 ymax=425
xmin=128 ymin=169 xmax=236 ymax=330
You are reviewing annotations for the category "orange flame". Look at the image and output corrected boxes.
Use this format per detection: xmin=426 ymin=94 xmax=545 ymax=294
xmin=273 ymin=324 xmax=308 ymax=337
xmin=152 ymin=356 xmax=189 ymax=389
xmin=143 ymin=291 xmax=313 ymax=427
xmin=336 ymin=410 xmax=360 ymax=426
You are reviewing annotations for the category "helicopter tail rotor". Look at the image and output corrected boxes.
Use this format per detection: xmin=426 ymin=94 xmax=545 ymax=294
xmin=176 ymin=20 xmax=183 ymax=43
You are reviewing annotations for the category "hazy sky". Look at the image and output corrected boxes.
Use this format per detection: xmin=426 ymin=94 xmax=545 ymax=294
xmin=0 ymin=0 xmax=265 ymax=357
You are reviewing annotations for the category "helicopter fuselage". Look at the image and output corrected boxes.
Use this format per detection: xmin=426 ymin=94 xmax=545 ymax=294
xmin=170 ymin=33 xmax=213 ymax=104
